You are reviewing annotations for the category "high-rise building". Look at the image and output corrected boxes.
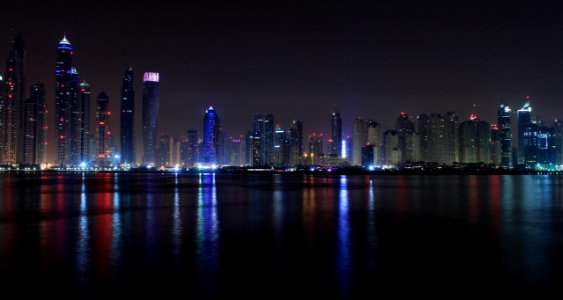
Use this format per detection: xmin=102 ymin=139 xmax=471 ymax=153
xmin=142 ymin=72 xmax=160 ymax=166
xmin=352 ymin=117 xmax=368 ymax=166
xmin=308 ymin=133 xmax=324 ymax=165
xmin=536 ymin=123 xmax=556 ymax=167
xmin=0 ymin=75 xmax=4 ymax=162
xmin=428 ymin=113 xmax=446 ymax=163
xmin=200 ymin=106 xmax=221 ymax=165
xmin=22 ymin=97 xmax=36 ymax=164
xmin=182 ymin=129 xmax=199 ymax=167
xmin=156 ymin=133 xmax=172 ymax=168
xmin=2 ymin=34 xmax=26 ymax=164
xmin=32 ymin=84 xmax=47 ymax=165
xmin=417 ymin=114 xmax=430 ymax=162
xmin=331 ymin=109 xmax=342 ymax=156
xmin=55 ymin=34 xmax=74 ymax=166
xmin=367 ymin=120 xmax=380 ymax=166
xmin=252 ymin=114 xmax=275 ymax=165
xmin=490 ymin=124 xmax=502 ymax=165
xmin=273 ymin=125 xmax=285 ymax=166
xmin=459 ymin=114 xmax=490 ymax=163
xmin=445 ymin=111 xmax=459 ymax=164
xmin=497 ymin=103 xmax=513 ymax=168
xmin=555 ymin=119 xmax=563 ymax=167
xmin=95 ymin=92 xmax=110 ymax=167
xmin=396 ymin=112 xmax=415 ymax=163
xmin=383 ymin=130 xmax=400 ymax=167
xmin=120 ymin=66 xmax=135 ymax=165
xmin=250 ymin=131 xmax=261 ymax=166
xmin=517 ymin=100 xmax=532 ymax=165
xmin=361 ymin=144 xmax=375 ymax=167
xmin=79 ymin=81 xmax=91 ymax=165
xmin=69 ymin=67 xmax=81 ymax=166
xmin=289 ymin=120 xmax=303 ymax=166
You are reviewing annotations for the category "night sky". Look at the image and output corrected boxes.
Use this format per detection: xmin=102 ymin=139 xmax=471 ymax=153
xmin=2 ymin=1 xmax=563 ymax=161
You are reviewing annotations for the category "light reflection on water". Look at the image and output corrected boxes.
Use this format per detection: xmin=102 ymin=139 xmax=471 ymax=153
xmin=0 ymin=173 xmax=561 ymax=297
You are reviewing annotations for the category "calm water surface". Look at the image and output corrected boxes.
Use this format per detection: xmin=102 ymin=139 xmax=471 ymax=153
xmin=0 ymin=173 xmax=562 ymax=298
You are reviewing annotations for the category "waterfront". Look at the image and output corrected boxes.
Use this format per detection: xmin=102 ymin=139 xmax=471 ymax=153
xmin=0 ymin=173 xmax=562 ymax=298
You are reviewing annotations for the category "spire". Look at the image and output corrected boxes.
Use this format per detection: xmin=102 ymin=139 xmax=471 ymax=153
xmin=60 ymin=32 xmax=71 ymax=45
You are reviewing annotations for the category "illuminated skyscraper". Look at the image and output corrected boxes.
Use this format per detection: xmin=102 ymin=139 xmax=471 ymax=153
xmin=497 ymin=103 xmax=512 ymax=168
xmin=490 ymin=124 xmax=502 ymax=165
xmin=79 ymin=81 xmax=91 ymax=164
xmin=367 ymin=120 xmax=380 ymax=165
xmin=417 ymin=114 xmax=430 ymax=162
xmin=384 ymin=130 xmax=400 ymax=167
xmin=252 ymin=114 xmax=275 ymax=165
xmin=182 ymin=129 xmax=199 ymax=167
xmin=445 ymin=111 xmax=459 ymax=164
xmin=142 ymin=72 xmax=160 ymax=166
xmin=554 ymin=119 xmax=563 ymax=166
xmin=120 ymin=65 xmax=135 ymax=165
xmin=2 ymin=34 xmax=26 ymax=164
xmin=428 ymin=113 xmax=446 ymax=164
xmin=55 ymin=34 xmax=74 ymax=166
xmin=69 ymin=67 xmax=81 ymax=166
xmin=95 ymin=92 xmax=110 ymax=166
xmin=331 ymin=109 xmax=342 ymax=156
xmin=308 ymin=133 xmax=324 ymax=165
xmin=517 ymin=100 xmax=532 ymax=165
xmin=273 ymin=124 xmax=285 ymax=166
xmin=395 ymin=112 xmax=415 ymax=163
xmin=200 ymin=106 xmax=221 ymax=165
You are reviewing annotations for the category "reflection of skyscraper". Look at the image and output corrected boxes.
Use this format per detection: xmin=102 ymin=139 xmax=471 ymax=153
xmin=95 ymin=92 xmax=110 ymax=166
xmin=497 ymin=103 xmax=512 ymax=168
xmin=331 ymin=109 xmax=342 ymax=156
xmin=120 ymin=66 xmax=135 ymax=165
xmin=200 ymin=106 xmax=221 ymax=165
xmin=79 ymin=81 xmax=91 ymax=164
xmin=517 ymin=100 xmax=532 ymax=165
xmin=2 ymin=34 xmax=26 ymax=164
xmin=55 ymin=34 xmax=74 ymax=166
xmin=142 ymin=72 xmax=160 ymax=166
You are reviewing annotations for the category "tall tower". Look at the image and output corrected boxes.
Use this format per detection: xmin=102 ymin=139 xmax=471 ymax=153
xmin=2 ymin=34 xmax=26 ymax=164
xmin=252 ymin=114 xmax=275 ymax=165
xmin=395 ymin=112 xmax=415 ymax=163
xmin=517 ymin=100 xmax=532 ymax=165
xmin=69 ymin=67 xmax=81 ymax=166
xmin=352 ymin=117 xmax=368 ymax=166
xmin=497 ymin=103 xmax=512 ymax=168
xmin=331 ymin=109 xmax=342 ymax=156
xmin=79 ymin=81 xmax=91 ymax=165
xmin=120 ymin=65 xmax=135 ymax=165
xmin=200 ymin=106 xmax=221 ymax=165
xmin=95 ymin=92 xmax=110 ymax=166
xmin=459 ymin=114 xmax=491 ymax=163
xmin=289 ymin=120 xmax=303 ymax=166
xmin=31 ymin=84 xmax=47 ymax=165
xmin=55 ymin=34 xmax=74 ymax=166
xmin=445 ymin=111 xmax=459 ymax=165
xmin=142 ymin=72 xmax=160 ymax=166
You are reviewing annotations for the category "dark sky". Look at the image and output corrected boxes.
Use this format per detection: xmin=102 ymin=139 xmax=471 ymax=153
xmin=2 ymin=1 xmax=563 ymax=161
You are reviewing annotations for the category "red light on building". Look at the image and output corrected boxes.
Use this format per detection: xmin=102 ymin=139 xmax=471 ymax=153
xmin=59 ymin=135 xmax=65 ymax=140
xmin=99 ymin=121 xmax=105 ymax=125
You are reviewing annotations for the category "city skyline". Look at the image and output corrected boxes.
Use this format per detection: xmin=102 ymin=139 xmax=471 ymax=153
xmin=2 ymin=2 xmax=563 ymax=152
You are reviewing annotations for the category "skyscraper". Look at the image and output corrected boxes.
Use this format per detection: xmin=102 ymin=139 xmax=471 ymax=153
xmin=55 ymin=34 xmax=74 ymax=166
xmin=497 ymin=103 xmax=513 ymax=168
xmin=2 ymin=34 xmax=26 ymax=164
xmin=517 ymin=100 xmax=532 ymax=165
xmin=252 ymin=114 xmax=275 ymax=165
xmin=331 ymin=109 xmax=342 ymax=156
xmin=490 ymin=124 xmax=502 ymax=165
xmin=395 ymin=112 xmax=415 ymax=163
xmin=95 ymin=92 xmax=110 ymax=166
xmin=554 ymin=119 xmax=563 ymax=166
xmin=79 ymin=81 xmax=91 ymax=165
xmin=183 ymin=129 xmax=199 ymax=167
xmin=445 ymin=111 xmax=459 ymax=165
xmin=308 ymin=133 xmax=324 ymax=165
xmin=352 ymin=117 xmax=368 ymax=166
xmin=367 ymin=120 xmax=380 ymax=165
xmin=459 ymin=114 xmax=490 ymax=163
xmin=383 ymin=130 xmax=400 ymax=167
xmin=120 ymin=66 xmax=135 ymax=165
xmin=428 ymin=113 xmax=446 ymax=163
xmin=200 ymin=106 xmax=221 ymax=165
xmin=142 ymin=72 xmax=160 ymax=166
xmin=289 ymin=120 xmax=303 ymax=166
xmin=417 ymin=114 xmax=430 ymax=162
xmin=32 ymin=84 xmax=47 ymax=165
xmin=68 ymin=67 xmax=81 ymax=166
xmin=273 ymin=125 xmax=285 ymax=166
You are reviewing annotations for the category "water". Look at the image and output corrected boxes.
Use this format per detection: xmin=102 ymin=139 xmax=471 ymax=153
xmin=1 ymin=173 xmax=563 ymax=298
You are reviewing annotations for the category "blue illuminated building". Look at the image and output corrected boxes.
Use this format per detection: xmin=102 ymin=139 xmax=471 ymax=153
xmin=142 ymin=72 xmax=160 ymax=166
xmin=120 ymin=66 xmax=135 ymax=165
xmin=55 ymin=34 xmax=74 ymax=166
xmin=200 ymin=106 xmax=221 ymax=165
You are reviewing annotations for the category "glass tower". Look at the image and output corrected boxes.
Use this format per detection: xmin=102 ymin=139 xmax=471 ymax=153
xmin=55 ymin=34 xmax=74 ymax=166
xmin=120 ymin=66 xmax=135 ymax=165
xmin=517 ymin=101 xmax=532 ymax=165
xmin=142 ymin=72 xmax=160 ymax=166
xmin=200 ymin=106 xmax=221 ymax=165
xmin=497 ymin=103 xmax=512 ymax=168
xmin=331 ymin=109 xmax=342 ymax=156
